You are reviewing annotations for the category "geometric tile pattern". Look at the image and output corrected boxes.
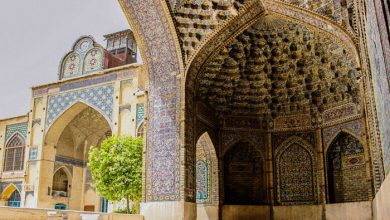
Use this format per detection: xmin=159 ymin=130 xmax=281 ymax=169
xmin=122 ymin=0 xmax=182 ymax=202
xmin=136 ymin=103 xmax=144 ymax=128
xmin=5 ymin=123 xmax=28 ymax=143
xmin=196 ymin=160 xmax=209 ymax=202
xmin=29 ymin=148 xmax=38 ymax=160
xmin=60 ymin=37 xmax=104 ymax=79
xmin=46 ymin=84 xmax=114 ymax=130
xmin=274 ymin=137 xmax=317 ymax=205
xmin=195 ymin=132 xmax=219 ymax=205
xmin=278 ymin=144 xmax=315 ymax=204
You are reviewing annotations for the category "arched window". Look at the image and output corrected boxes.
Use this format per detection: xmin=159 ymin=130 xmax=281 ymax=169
xmin=7 ymin=190 xmax=21 ymax=207
xmin=327 ymin=132 xmax=368 ymax=203
xmin=4 ymin=134 xmax=25 ymax=171
xmin=52 ymin=168 xmax=69 ymax=197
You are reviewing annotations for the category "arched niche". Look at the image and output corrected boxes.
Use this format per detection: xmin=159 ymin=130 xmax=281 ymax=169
xmin=44 ymin=101 xmax=112 ymax=210
xmin=223 ymin=141 xmax=266 ymax=205
xmin=195 ymin=132 xmax=219 ymax=205
xmin=52 ymin=167 xmax=70 ymax=197
xmin=274 ymin=137 xmax=317 ymax=205
xmin=326 ymin=131 xmax=368 ymax=203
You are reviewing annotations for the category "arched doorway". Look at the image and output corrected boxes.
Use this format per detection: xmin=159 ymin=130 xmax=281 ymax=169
xmin=44 ymin=102 xmax=112 ymax=211
xmin=224 ymin=141 xmax=266 ymax=205
xmin=327 ymin=132 xmax=368 ymax=203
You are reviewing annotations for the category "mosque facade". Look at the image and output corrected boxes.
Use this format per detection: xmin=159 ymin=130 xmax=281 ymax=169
xmin=1 ymin=0 xmax=390 ymax=219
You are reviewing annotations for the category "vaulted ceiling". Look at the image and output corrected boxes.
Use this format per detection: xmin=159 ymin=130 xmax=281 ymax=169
xmin=170 ymin=0 xmax=357 ymax=63
xmin=195 ymin=16 xmax=360 ymax=118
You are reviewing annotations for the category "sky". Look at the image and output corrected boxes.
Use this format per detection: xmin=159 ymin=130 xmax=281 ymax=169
xmin=0 ymin=0 xmax=130 ymax=119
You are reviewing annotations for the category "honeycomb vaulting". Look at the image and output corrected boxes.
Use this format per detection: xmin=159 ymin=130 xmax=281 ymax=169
xmin=197 ymin=17 xmax=360 ymax=118
xmin=175 ymin=0 xmax=250 ymax=60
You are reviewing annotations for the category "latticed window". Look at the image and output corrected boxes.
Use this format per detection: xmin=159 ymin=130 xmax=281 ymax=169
xmin=4 ymin=134 xmax=25 ymax=171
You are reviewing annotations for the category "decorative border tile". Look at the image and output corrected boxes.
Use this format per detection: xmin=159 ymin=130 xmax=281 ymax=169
xmin=46 ymin=84 xmax=114 ymax=130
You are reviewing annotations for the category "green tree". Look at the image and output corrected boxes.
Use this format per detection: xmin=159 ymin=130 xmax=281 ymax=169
xmin=88 ymin=135 xmax=143 ymax=214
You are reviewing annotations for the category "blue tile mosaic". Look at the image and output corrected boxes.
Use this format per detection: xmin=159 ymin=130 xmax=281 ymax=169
xmin=46 ymin=84 xmax=114 ymax=130
xmin=5 ymin=123 xmax=28 ymax=143
xmin=136 ymin=103 xmax=144 ymax=127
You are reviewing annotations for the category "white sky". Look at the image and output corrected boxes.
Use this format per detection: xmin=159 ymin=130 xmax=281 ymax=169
xmin=0 ymin=0 xmax=130 ymax=119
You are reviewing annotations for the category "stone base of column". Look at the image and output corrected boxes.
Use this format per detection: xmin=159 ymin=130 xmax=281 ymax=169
xmin=141 ymin=201 xmax=196 ymax=220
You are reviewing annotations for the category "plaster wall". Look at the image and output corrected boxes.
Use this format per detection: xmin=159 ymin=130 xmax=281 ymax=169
xmin=373 ymin=174 xmax=390 ymax=220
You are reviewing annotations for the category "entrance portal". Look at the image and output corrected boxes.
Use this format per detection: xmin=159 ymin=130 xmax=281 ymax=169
xmin=44 ymin=102 xmax=112 ymax=211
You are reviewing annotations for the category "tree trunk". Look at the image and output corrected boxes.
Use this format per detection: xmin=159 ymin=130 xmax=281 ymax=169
xmin=126 ymin=195 xmax=130 ymax=214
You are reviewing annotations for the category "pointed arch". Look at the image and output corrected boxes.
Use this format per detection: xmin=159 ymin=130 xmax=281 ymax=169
xmin=222 ymin=136 xmax=264 ymax=158
xmin=53 ymin=166 xmax=72 ymax=179
xmin=5 ymin=132 xmax=25 ymax=147
xmin=325 ymin=128 xmax=364 ymax=152
xmin=224 ymin=140 xmax=266 ymax=205
xmin=326 ymin=131 xmax=368 ymax=203
xmin=45 ymin=101 xmax=112 ymax=146
xmin=136 ymin=121 xmax=145 ymax=138
xmin=3 ymin=133 xmax=25 ymax=172
xmin=0 ymin=183 xmax=19 ymax=200
xmin=185 ymin=1 xmax=360 ymax=91
xmin=7 ymin=189 xmax=21 ymax=207
xmin=52 ymin=167 xmax=70 ymax=197
xmin=195 ymin=132 xmax=219 ymax=204
xmin=274 ymin=136 xmax=317 ymax=205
